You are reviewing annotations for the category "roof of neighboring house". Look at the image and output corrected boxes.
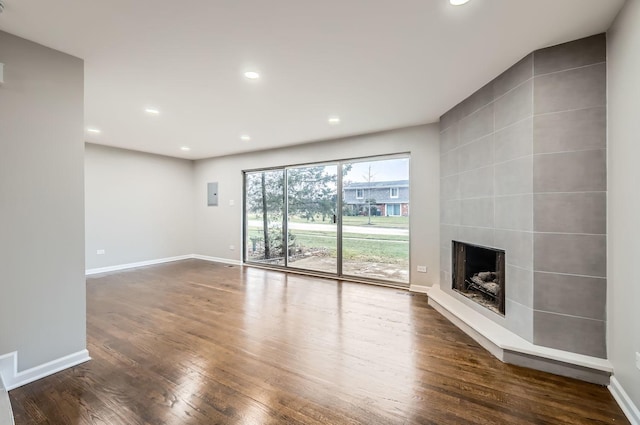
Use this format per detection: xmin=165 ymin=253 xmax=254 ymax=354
xmin=344 ymin=180 xmax=409 ymax=189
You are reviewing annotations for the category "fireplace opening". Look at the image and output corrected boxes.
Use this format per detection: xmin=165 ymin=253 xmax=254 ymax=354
xmin=452 ymin=241 xmax=505 ymax=315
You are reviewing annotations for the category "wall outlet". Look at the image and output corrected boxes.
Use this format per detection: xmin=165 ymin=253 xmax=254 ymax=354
xmin=96 ymin=249 xmax=105 ymax=255
xmin=229 ymin=199 xmax=235 ymax=206
xmin=229 ymin=245 xmax=235 ymax=251
xmin=416 ymin=265 xmax=428 ymax=273
xmin=635 ymin=352 xmax=640 ymax=370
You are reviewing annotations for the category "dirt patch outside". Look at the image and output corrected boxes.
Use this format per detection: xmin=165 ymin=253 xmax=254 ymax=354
xmin=289 ymin=256 xmax=409 ymax=283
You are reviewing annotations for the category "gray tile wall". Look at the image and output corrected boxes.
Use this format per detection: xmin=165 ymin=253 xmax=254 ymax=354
xmin=439 ymin=50 xmax=535 ymax=341
xmin=439 ymin=34 xmax=607 ymax=357
xmin=531 ymin=34 xmax=607 ymax=358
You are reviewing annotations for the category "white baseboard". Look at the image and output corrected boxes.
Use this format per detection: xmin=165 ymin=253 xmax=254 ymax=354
xmin=409 ymin=284 xmax=431 ymax=294
xmin=609 ymin=376 xmax=640 ymax=425
xmin=85 ymin=254 xmax=194 ymax=275
xmin=0 ymin=350 xmax=91 ymax=391
xmin=86 ymin=254 xmax=242 ymax=275
xmin=191 ymin=254 xmax=242 ymax=266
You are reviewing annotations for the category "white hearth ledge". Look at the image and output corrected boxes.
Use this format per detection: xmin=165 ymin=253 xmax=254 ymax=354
xmin=424 ymin=284 xmax=613 ymax=374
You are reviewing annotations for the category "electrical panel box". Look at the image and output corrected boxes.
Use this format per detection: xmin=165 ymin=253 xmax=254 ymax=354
xmin=207 ymin=182 xmax=219 ymax=206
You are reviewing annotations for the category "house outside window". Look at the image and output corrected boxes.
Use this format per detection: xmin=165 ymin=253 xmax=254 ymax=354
xmin=343 ymin=179 xmax=409 ymax=217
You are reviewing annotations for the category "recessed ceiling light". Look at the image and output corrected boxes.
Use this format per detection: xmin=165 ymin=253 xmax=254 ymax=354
xmin=180 ymin=146 xmax=191 ymax=151
xmin=244 ymin=71 xmax=260 ymax=80
xmin=240 ymin=135 xmax=251 ymax=141
xmin=145 ymin=107 xmax=160 ymax=115
xmin=87 ymin=127 xmax=101 ymax=134
xmin=328 ymin=116 xmax=341 ymax=125
xmin=450 ymin=0 xmax=470 ymax=5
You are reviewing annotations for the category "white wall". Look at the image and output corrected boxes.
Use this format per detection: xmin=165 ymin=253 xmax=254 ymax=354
xmin=607 ymin=0 xmax=640 ymax=412
xmin=85 ymin=144 xmax=195 ymax=270
xmin=0 ymin=31 xmax=86 ymax=370
xmin=193 ymin=124 xmax=440 ymax=289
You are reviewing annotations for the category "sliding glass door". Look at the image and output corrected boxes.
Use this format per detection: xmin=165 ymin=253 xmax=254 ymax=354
xmin=287 ymin=164 xmax=338 ymax=274
xmin=341 ymin=157 xmax=410 ymax=283
xmin=243 ymin=155 xmax=410 ymax=286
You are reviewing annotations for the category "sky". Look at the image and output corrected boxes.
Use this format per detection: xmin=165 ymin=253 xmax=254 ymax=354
xmin=343 ymin=158 xmax=409 ymax=183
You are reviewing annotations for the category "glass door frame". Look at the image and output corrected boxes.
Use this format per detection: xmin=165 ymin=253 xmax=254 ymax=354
xmin=242 ymin=152 xmax=411 ymax=287
xmin=284 ymin=161 xmax=340 ymax=273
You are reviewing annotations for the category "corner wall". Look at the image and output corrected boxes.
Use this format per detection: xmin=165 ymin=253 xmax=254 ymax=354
xmin=193 ymin=125 xmax=440 ymax=289
xmin=85 ymin=144 xmax=195 ymax=271
xmin=0 ymin=31 xmax=86 ymax=370
xmin=607 ymin=0 xmax=640 ymax=417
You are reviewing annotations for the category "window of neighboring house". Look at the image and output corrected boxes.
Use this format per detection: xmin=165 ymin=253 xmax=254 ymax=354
xmin=356 ymin=189 xmax=364 ymax=199
xmin=390 ymin=187 xmax=399 ymax=198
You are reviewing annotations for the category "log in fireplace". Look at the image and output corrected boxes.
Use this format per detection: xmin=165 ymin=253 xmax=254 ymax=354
xmin=452 ymin=241 xmax=505 ymax=315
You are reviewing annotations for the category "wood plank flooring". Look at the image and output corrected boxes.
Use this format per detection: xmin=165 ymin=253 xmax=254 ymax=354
xmin=9 ymin=259 xmax=629 ymax=424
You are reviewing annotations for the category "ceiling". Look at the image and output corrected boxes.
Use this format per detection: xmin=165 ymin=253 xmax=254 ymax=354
xmin=0 ymin=0 xmax=626 ymax=160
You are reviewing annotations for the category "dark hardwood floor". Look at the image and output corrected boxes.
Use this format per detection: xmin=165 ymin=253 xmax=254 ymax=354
xmin=9 ymin=259 xmax=628 ymax=424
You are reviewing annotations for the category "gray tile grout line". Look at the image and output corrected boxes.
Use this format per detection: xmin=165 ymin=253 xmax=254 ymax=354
xmin=532 ymin=147 xmax=606 ymax=157
xmin=533 ymin=60 xmax=606 ymax=78
xmin=530 ymin=52 xmax=536 ymax=309
xmin=439 ymin=184 xmax=605 ymax=196
xmin=532 ymin=104 xmax=606 ymax=118
xmin=457 ymin=76 xmax=533 ymax=126
xmin=442 ymin=153 xmax=608 ymax=184
xmin=441 ymin=124 xmax=604 ymax=159
xmin=442 ymin=148 xmax=604 ymax=175
xmin=439 ymin=61 xmax=605 ymax=133
xmin=533 ymin=231 xmax=606 ymax=236
xmin=502 ymin=263 xmax=604 ymax=282
xmin=439 ymin=224 xmax=605 ymax=237
xmin=457 ymin=61 xmax=605 ymax=125
xmin=493 ymin=97 xmax=497 ymax=252
xmin=532 ymin=308 xmax=606 ymax=323
xmin=505 ymin=297 xmax=533 ymax=311
xmin=534 ymin=270 xmax=607 ymax=280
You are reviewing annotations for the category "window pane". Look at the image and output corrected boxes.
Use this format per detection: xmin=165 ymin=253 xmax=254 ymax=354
xmin=245 ymin=170 xmax=285 ymax=265
xmin=287 ymin=165 xmax=338 ymax=274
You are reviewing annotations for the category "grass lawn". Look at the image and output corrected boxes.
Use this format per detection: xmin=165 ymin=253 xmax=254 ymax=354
xmin=283 ymin=215 xmax=409 ymax=229
xmin=247 ymin=227 xmax=409 ymax=263
xmin=341 ymin=215 xmax=408 ymax=228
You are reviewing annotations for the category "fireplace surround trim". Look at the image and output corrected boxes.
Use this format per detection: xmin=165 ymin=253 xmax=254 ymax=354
xmin=452 ymin=240 xmax=506 ymax=315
